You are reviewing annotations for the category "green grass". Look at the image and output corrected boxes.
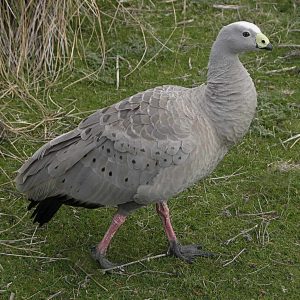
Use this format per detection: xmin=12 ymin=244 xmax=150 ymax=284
xmin=1 ymin=1 xmax=300 ymax=299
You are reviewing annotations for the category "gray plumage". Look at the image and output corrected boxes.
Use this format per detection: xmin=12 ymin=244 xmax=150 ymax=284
xmin=16 ymin=21 xmax=271 ymax=224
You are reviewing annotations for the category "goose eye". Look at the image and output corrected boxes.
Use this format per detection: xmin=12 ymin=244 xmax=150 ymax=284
xmin=242 ymin=31 xmax=250 ymax=37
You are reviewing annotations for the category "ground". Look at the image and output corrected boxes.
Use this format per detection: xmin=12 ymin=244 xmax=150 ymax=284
xmin=0 ymin=1 xmax=299 ymax=299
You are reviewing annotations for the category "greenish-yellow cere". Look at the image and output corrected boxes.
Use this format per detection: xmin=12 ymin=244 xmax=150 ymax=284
xmin=256 ymin=32 xmax=271 ymax=48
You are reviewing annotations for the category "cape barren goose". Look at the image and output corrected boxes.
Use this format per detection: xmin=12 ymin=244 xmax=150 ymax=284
xmin=16 ymin=21 xmax=272 ymax=269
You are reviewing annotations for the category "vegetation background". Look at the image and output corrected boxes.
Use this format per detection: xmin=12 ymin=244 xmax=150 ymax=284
xmin=0 ymin=0 xmax=299 ymax=299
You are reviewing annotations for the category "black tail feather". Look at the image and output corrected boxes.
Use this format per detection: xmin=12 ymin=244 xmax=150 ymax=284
xmin=27 ymin=200 xmax=38 ymax=211
xmin=28 ymin=195 xmax=103 ymax=226
xmin=28 ymin=195 xmax=65 ymax=226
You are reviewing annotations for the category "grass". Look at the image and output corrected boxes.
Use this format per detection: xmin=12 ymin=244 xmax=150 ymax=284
xmin=1 ymin=0 xmax=300 ymax=299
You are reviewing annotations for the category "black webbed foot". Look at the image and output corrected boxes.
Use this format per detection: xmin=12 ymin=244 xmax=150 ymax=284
xmin=91 ymin=246 xmax=124 ymax=272
xmin=168 ymin=240 xmax=216 ymax=263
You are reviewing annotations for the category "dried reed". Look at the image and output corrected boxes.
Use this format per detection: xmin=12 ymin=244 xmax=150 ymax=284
xmin=0 ymin=0 xmax=105 ymax=99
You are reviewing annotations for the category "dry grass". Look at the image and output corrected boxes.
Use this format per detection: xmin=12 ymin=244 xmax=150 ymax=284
xmin=0 ymin=0 xmax=105 ymax=99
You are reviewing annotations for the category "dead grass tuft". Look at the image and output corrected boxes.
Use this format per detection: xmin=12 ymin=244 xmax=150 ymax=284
xmin=271 ymin=161 xmax=300 ymax=172
xmin=0 ymin=0 xmax=105 ymax=99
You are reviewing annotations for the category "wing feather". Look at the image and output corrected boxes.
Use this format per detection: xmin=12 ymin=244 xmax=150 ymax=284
xmin=16 ymin=85 xmax=200 ymax=207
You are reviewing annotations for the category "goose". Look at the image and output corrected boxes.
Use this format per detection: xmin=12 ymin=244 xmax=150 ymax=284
xmin=16 ymin=21 xmax=272 ymax=269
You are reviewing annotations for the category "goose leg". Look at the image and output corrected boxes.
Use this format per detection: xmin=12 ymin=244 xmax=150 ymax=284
xmin=156 ymin=202 xmax=215 ymax=263
xmin=91 ymin=213 xmax=126 ymax=270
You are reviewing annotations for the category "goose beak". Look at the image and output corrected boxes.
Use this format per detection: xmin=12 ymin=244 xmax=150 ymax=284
xmin=264 ymin=43 xmax=273 ymax=51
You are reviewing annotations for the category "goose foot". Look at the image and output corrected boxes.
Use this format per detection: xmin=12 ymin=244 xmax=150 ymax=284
xmin=168 ymin=240 xmax=216 ymax=263
xmin=91 ymin=246 xmax=124 ymax=272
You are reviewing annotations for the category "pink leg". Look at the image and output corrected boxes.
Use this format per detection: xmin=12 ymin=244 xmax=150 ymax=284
xmin=96 ymin=214 xmax=126 ymax=255
xmin=156 ymin=202 xmax=177 ymax=242
xmin=156 ymin=202 xmax=214 ymax=263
